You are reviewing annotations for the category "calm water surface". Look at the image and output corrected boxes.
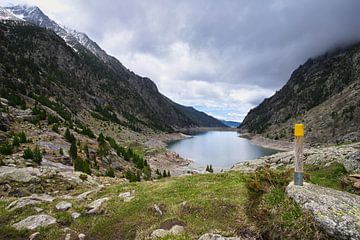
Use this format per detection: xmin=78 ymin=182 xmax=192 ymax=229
xmin=167 ymin=131 xmax=278 ymax=168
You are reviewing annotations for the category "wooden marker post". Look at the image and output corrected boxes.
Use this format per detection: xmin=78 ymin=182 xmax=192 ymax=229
xmin=294 ymin=124 xmax=304 ymax=186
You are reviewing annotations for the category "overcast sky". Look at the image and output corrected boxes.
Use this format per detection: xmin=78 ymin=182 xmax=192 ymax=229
xmin=2 ymin=0 xmax=360 ymax=121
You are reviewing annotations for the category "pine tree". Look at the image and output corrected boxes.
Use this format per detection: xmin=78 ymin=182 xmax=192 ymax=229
xmin=64 ymin=128 xmax=75 ymax=143
xmin=206 ymin=165 xmax=209 ymax=172
xmin=167 ymin=170 xmax=171 ymax=177
xmin=163 ymin=170 xmax=167 ymax=178
xmin=84 ymin=144 xmax=90 ymax=158
xmin=97 ymin=133 xmax=105 ymax=144
xmin=69 ymin=141 xmax=77 ymax=160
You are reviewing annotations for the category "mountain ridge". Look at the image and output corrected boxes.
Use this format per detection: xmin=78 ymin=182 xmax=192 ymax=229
xmin=1 ymin=4 xmax=225 ymax=130
xmin=239 ymin=42 xmax=360 ymax=144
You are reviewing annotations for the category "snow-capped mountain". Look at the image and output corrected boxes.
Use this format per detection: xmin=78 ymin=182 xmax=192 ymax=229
xmin=0 ymin=6 xmax=22 ymax=21
xmin=5 ymin=5 xmax=111 ymax=63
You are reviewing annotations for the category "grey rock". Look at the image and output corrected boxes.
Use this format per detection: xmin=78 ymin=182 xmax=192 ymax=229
xmin=7 ymin=199 xmax=41 ymax=212
xmin=119 ymin=190 xmax=135 ymax=202
xmin=12 ymin=214 xmax=56 ymax=230
xmin=286 ymin=182 xmax=360 ymax=240
xmin=55 ymin=201 xmax=72 ymax=211
xmin=151 ymin=229 xmax=169 ymax=238
xmin=6 ymin=194 xmax=54 ymax=211
xmin=34 ymin=207 xmax=43 ymax=213
xmin=29 ymin=232 xmax=40 ymax=240
xmin=198 ymin=233 xmax=241 ymax=240
xmin=78 ymin=233 xmax=86 ymax=240
xmin=76 ymin=190 xmax=95 ymax=201
xmin=151 ymin=225 xmax=185 ymax=238
xmin=86 ymin=197 xmax=109 ymax=214
xmin=153 ymin=204 xmax=163 ymax=216
xmin=71 ymin=212 xmax=81 ymax=219
xmin=344 ymin=151 xmax=360 ymax=172
xmin=0 ymin=166 xmax=42 ymax=183
xmin=65 ymin=233 xmax=71 ymax=240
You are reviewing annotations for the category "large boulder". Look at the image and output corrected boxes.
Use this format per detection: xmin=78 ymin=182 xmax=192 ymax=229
xmin=0 ymin=166 xmax=42 ymax=183
xmin=12 ymin=214 xmax=56 ymax=230
xmin=286 ymin=182 xmax=360 ymax=240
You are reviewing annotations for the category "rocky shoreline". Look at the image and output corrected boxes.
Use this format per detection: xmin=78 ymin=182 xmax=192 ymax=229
xmin=239 ymin=133 xmax=294 ymax=151
xmin=232 ymin=142 xmax=360 ymax=173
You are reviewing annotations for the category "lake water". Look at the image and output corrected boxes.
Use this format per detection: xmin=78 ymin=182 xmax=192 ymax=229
xmin=167 ymin=131 xmax=278 ymax=168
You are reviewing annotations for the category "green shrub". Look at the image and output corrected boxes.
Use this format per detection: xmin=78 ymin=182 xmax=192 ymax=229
xmin=0 ymin=142 xmax=13 ymax=155
xmin=33 ymin=146 xmax=42 ymax=164
xmin=18 ymin=132 xmax=27 ymax=143
xmin=52 ymin=124 xmax=60 ymax=133
xmin=105 ymin=168 xmax=115 ymax=178
xmin=125 ymin=169 xmax=140 ymax=182
xmin=80 ymin=126 xmax=95 ymax=138
xmin=59 ymin=148 xmax=64 ymax=155
xmin=23 ymin=147 xmax=33 ymax=159
xmin=12 ymin=136 xmax=20 ymax=147
xmin=47 ymin=115 xmax=60 ymax=124
xmin=79 ymin=174 xmax=88 ymax=181
xmin=74 ymin=157 xmax=91 ymax=175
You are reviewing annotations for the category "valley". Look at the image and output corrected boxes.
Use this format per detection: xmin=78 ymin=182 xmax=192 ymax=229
xmin=0 ymin=3 xmax=360 ymax=240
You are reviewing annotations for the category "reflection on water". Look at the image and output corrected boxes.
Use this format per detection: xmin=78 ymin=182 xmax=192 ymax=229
xmin=167 ymin=131 xmax=278 ymax=168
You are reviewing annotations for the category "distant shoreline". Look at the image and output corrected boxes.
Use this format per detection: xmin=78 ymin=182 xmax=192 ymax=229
xmin=239 ymin=133 xmax=294 ymax=151
xmin=176 ymin=126 xmax=238 ymax=134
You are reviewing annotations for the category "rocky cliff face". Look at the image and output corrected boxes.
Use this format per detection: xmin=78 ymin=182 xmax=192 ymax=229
xmin=0 ymin=6 xmax=225 ymax=131
xmin=239 ymin=43 xmax=360 ymax=145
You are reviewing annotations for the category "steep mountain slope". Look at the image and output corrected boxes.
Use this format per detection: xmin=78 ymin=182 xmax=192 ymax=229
xmin=0 ymin=7 xmax=22 ymax=21
xmin=0 ymin=21 xmax=220 ymax=133
xmin=4 ymin=5 xmax=225 ymax=129
xmin=239 ymin=43 xmax=360 ymax=144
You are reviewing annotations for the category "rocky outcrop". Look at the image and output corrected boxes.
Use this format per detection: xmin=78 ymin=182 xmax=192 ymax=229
xmin=232 ymin=142 xmax=360 ymax=172
xmin=0 ymin=166 xmax=42 ymax=183
xmin=12 ymin=214 xmax=56 ymax=230
xmin=286 ymin=182 xmax=360 ymax=240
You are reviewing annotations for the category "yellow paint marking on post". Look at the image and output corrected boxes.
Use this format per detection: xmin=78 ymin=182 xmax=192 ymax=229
xmin=294 ymin=124 xmax=304 ymax=137
xmin=294 ymin=123 xmax=304 ymax=186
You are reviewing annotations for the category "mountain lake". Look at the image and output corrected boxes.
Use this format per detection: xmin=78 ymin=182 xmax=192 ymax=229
xmin=167 ymin=131 xmax=279 ymax=168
